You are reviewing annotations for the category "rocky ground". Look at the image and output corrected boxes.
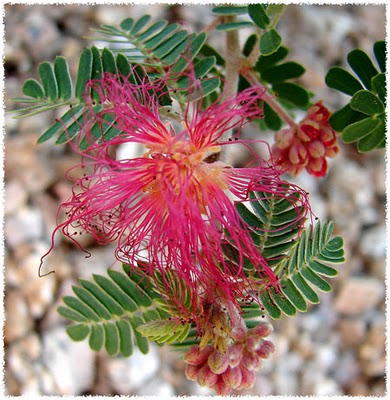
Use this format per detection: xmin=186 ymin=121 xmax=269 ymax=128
xmin=3 ymin=4 xmax=386 ymax=396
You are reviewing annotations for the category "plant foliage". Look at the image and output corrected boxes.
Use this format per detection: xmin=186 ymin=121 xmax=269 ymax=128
xmin=325 ymin=41 xmax=386 ymax=152
xmin=235 ymin=190 xmax=344 ymax=319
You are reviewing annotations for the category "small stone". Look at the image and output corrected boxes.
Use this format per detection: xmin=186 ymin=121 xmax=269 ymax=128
xmin=359 ymin=318 xmax=386 ymax=377
xmin=4 ymin=289 xmax=34 ymax=343
xmin=107 ymin=345 xmax=160 ymax=393
xmin=338 ymin=317 xmax=367 ymax=347
xmin=4 ymin=180 xmax=28 ymax=216
xmin=334 ymin=277 xmax=385 ymax=316
xmin=360 ymin=225 xmax=386 ymax=260
xmin=5 ymin=206 xmax=44 ymax=248
xmin=41 ymin=327 xmax=95 ymax=394
xmin=136 ymin=376 xmax=175 ymax=396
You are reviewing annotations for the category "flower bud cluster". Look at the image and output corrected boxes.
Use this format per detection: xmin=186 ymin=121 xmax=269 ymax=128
xmin=184 ymin=322 xmax=275 ymax=395
xmin=272 ymin=101 xmax=340 ymax=177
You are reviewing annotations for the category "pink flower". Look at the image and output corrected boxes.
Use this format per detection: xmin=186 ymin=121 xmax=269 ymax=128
xmin=42 ymin=68 xmax=310 ymax=325
xmin=272 ymin=101 xmax=340 ymax=177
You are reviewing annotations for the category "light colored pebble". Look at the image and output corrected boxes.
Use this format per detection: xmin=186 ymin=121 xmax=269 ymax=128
xmin=334 ymin=277 xmax=385 ymax=315
xmin=5 ymin=206 xmax=44 ymax=248
xmin=338 ymin=317 xmax=367 ymax=347
xmin=360 ymin=225 xmax=386 ymax=260
xmin=41 ymin=327 xmax=95 ymax=394
xmin=4 ymin=290 xmax=34 ymax=343
xmin=5 ymin=180 xmax=28 ymax=215
xmin=106 ymin=345 xmax=160 ymax=393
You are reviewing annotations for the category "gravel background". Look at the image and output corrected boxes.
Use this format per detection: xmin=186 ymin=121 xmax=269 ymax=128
xmin=3 ymin=3 xmax=387 ymax=396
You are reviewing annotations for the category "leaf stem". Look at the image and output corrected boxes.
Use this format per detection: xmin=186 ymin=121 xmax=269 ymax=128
xmin=242 ymin=69 xmax=298 ymax=129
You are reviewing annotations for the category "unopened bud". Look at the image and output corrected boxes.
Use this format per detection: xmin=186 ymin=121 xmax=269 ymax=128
xmin=325 ymin=144 xmax=339 ymax=157
xmin=208 ymin=349 xmax=229 ymax=374
xmin=307 ymin=156 xmax=327 ymax=176
xmin=197 ymin=364 xmax=218 ymax=387
xmin=307 ymin=140 xmax=325 ymax=158
xmin=242 ymin=349 xmax=262 ymax=371
xmin=185 ymin=364 xmax=200 ymax=381
xmin=211 ymin=377 xmax=233 ymax=395
xmin=237 ymin=366 xmax=255 ymax=389
xmin=228 ymin=343 xmax=244 ymax=367
xmin=274 ymin=129 xmax=295 ymax=149
xmin=222 ymin=366 xmax=242 ymax=389
xmin=255 ymin=339 xmax=276 ymax=359
xmin=184 ymin=345 xmax=213 ymax=366
xmin=319 ymin=126 xmax=336 ymax=145
xmin=289 ymin=142 xmax=308 ymax=165
xmin=298 ymin=121 xmax=319 ymax=141
xmin=248 ymin=322 xmax=273 ymax=338
xmin=230 ymin=325 xmax=246 ymax=341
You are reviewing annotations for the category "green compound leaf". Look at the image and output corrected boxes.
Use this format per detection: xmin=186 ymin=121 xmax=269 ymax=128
xmin=373 ymin=41 xmax=386 ymax=72
xmin=66 ymin=324 xmax=90 ymax=341
xmin=22 ymin=79 xmax=45 ymax=99
xmin=38 ymin=62 xmax=58 ymax=100
xmin=347 ymin=48 xmax=379 ymax=90
xmin=325 ymin=66 xmax=364 ymax=96
xmin=371 ymin=73 xmax=386 ymax=103
xmin=212 ymin=5 xmax=248 ymax=15
xmin=342 ymin=117 xmax=381 ymax=143
xmin=329 ymin=103 xmax=366 ymax=132
xmin=255 ymin=46 xmax=289 ymax=73
xmin=137 ymin=319 xmax=190 ymax=344
xmin=57 ymin=265 xmax=174 ymax=357
xmin=326 ymin=41 xmax=386 ymax=153
xmin=54 ymin=56 xmax=72 ymax=100
xmin=350 ymin=90 xmax=385 ymax=116
xmin=216 ymin=21 xmax=254 ymax=31
xmin=75 ymin=47 xmax=93 ymax=101
xmin=261 ymin=61 xmax=305 ymax=83
xmin=263 ymin=101 xmax=283 ymax=131
xmin=272 ymin=82 xmax=310 ymax=107
xmin=265 ymin=221 xmax=344 ymax=319
xmin=247 ymin=4 xmax=270 ymax=29
xmin=236 ymin=192 xmax=344 ymax=319
xmin=260 ymin=29 xmax=282 ymax=55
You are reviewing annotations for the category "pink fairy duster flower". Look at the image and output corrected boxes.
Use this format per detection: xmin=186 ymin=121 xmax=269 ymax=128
xmin=42 ymin=67 xmax=310 ymax=326
xmin=272 ymin=101 xmax=340 ymax=177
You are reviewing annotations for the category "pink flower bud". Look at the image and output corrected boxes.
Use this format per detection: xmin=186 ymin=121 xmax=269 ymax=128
xmin=197 ymin=364 xmax=218 ymax=387
xmin=255 ymin=339 xmax=276 ymax=358
xmin=325 ymin=144 xmax=339 ymax=158
xmin=222 ymin=366 xmax=242 ymax=389
xmin=230 ymin=325 xmax=246 ymax=341
xmin=242 ymin=349 xmax=262 ymax=371
xmin=319 ymin=126 xmax=337 ymax=146
xmin=211 ymin=377 xmax=233 ymax=395
xmin=208 ymin=349 xmax=229 ymax=374
xmin=307 ymin=140 xmax=326 ymax=158
xmin=248 ymin=322 xmax=273 ymax=338
xmin=307 ymin=101 xmax=330 ymax=122
xmin=184 ymin=345 xmax=213 ymax=366
xmin=245 ymin=335 xmax=262 ymax=352
xmin=289 ymin=142 xmax=308 ymax=165
xmin=298 ymin=121 xmax=319 ymax=141
xmin=307 ymin=156 xmax=327 ymax=177
xmin=237 ymin=366 xmax=255 ymax=389
xmin=185 ymin=364 xmax=200 ymax=381
xmin=274 ymin=129 xmax=295 ymax=149
xmin=228 ymin=343 xmax=244 ymax=367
